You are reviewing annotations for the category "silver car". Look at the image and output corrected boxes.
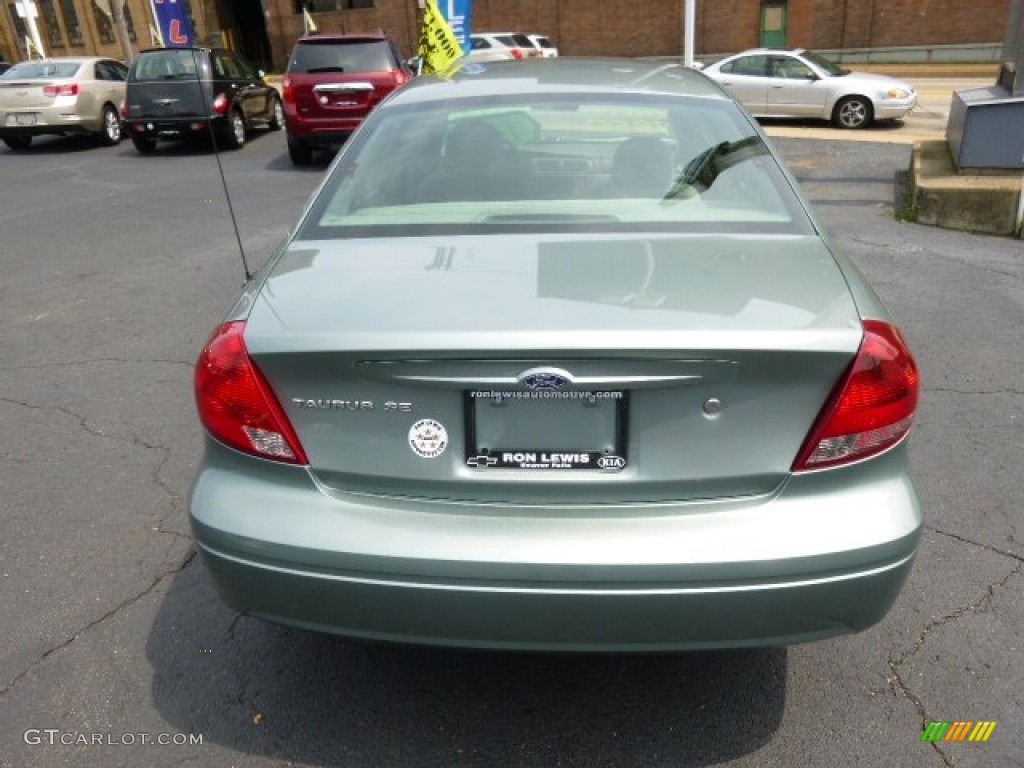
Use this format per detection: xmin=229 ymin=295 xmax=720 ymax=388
xmin=0 ymin=57 xmax=128 ymax=149
xmin=190 ymin=58 xmax=922 ymax=651
xmin=702 ymin=48 xmax=917 ymax=129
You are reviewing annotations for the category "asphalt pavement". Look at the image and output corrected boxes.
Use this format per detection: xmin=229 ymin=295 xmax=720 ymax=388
xmin=0 ymin=112 xmax=1021 ymax=768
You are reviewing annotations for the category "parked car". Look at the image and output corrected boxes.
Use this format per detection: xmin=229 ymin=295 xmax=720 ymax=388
xmin=122 ymin=47 xmax=282 ymax=154
xmin=282 ymin=34 xmax=412 ymax=165
xmin=0 ymin=57 xmax=128 ymax=149
xmin=190 ymin=57 xmax=922 ymax=652
xmin=0 ymin=61 xmax=12 ymax=76
xmin=527 ymin=34 xmax=559 ymax=58
xmin=702 ymin=48 xmax=917 ymax=129
xmin=467 ymin=32 xmax=542 ymax=63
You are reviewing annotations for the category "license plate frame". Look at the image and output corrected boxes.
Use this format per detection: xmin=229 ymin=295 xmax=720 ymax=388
xmin=9 ymin=112 xmax=39 ymax=126
xmin=465 ymin=389 xmax=628 ymax=471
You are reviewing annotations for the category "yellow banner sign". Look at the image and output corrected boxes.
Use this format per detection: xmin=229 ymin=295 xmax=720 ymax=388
xmin=417 ymin=0 xmax=464 ymax=74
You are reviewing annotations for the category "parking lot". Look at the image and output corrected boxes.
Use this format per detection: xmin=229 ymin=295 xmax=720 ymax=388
xmin=0 ymin=103 xmax=1021 ymax=767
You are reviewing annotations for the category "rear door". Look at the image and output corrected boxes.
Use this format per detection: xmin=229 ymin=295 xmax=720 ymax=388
xmin=713 ymin=55 xmax=770 ymax=115
xmin=218 ymin=51 xmax=267 ymax=122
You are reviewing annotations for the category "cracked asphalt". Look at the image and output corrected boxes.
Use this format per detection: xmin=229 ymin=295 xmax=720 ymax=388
xmin=0 ymin=129 xmax=1021 ymax=768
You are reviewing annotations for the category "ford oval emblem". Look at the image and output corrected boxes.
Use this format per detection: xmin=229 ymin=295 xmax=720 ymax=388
xmin=518 ymin=367 xmax=573 ymax=391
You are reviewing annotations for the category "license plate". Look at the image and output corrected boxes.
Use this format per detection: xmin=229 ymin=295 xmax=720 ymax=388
xmin=466 ymin=390 xmax=627 ymax=470
xmin=8 ymin=113 xmax=38 ymax=126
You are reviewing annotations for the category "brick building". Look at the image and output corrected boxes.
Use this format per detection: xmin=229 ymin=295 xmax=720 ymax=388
xmin=0 ymin=0 xmax=1011 ymax=72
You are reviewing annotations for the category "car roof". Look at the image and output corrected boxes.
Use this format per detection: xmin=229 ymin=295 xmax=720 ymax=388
xmin=10 ymin=56 xmax=108 ymax=63
xmin=392 ymin=57 xmax=727 ymax=105
xmin=295 ymin=34 xmax=391 ymax=43
xmin=136 ymin=47 xmax=226 ymax=55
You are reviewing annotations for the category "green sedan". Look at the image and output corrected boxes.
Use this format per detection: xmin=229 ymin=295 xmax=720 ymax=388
xmin=190 ymin=58 xmax=922 ymax=651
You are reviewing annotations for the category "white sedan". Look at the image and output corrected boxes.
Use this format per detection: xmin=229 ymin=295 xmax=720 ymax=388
xmin=702 ymin=48 xmax=917 ymax=129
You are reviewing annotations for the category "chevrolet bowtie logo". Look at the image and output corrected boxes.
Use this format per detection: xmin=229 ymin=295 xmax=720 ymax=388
xmin=466 ymin=455 xmax=498 ymax=468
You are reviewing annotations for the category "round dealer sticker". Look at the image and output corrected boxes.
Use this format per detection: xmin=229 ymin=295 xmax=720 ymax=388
xmin=408 ymin=419 xmax=448 ymax=459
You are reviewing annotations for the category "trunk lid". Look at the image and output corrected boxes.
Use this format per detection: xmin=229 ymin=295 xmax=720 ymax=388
xmin=242 ymin=233 xmax=862 ymax=504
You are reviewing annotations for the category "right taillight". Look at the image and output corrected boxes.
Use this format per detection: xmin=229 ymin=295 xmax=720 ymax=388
xmin=195 ymin=321 xmax=308 ymax=464
xmin=793 ymin=320 xmax=919 ymax=471
xmin=511 ymin=49 xmax=523 ymax=60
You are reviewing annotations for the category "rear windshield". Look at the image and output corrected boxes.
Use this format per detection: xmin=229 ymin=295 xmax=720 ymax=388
xmin=497 ymin=34 xmax=533 ymax=48
xmin=131 ymin=50 xmax=210 ymax=81
xmin=298 ymin=92 xmax=814 ymax=239
xmin=288 ymin=41 xmax=394 ymax=74
xmin=4 ymin=61 xmax=81 ymax=79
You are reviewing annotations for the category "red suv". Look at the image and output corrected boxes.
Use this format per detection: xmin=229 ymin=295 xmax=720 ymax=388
xmin=282 ymin=34 xmax=412 ymax=165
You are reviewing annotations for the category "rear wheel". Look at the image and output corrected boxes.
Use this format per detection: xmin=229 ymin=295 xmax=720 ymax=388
xmin=131 ymin=134 xmax=156 ymax=154
xmin=224 ymin=109 xmax=246 ymax=150
xmin=3 ymin=135 xmax=32 ymax=150
xmin=832 ymin=96 xmax=873 ymax=129
xmin=288 ymin=138 xmax=313 ymax=165
xmin=268 ymin=96 xmax=284 ymax=131
xmin=100 ymin=104 xmax=122 ymax=145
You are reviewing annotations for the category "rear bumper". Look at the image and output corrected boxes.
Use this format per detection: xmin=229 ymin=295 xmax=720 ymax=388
xmin=124 ymin=115 xmax=229 ymax=141
xmin=191 ymin=438 xmax=922 ymax=651
xmin=284 ymin=115 xmax=364 ymax=147
xmin=1 ymin=111 xmax=98 ymax=136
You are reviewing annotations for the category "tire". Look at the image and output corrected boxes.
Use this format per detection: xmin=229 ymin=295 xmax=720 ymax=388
xmin=3 ymin=135 xmax=32 ymax=150
xmin=100 ymin=104 xmax=122 ymax=145
xmin=131 ymin=134 xmax=156 ymax=154
xmin=288 ymin=138 xmax=313 ymax=165
xmin=224 ymin=109 xmax=246 ymax=150
xmin=268 ymin=96 xmax=284 ymax=131
xmin=832 ymin=95 xmax=873 ymax=130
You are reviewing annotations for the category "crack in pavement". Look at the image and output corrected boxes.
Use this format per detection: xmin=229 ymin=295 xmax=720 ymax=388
xmin=928 ymin=526 xmax=1023 ymax=564
xmin=0 ymin=550 xmax=197 ymax=697
xmin=887 ymin=551 xmax=1022 ymax=767
xmin=0 ymin=358 xmax=193 ymax=372
xmin=0 ymin=396 xmax=111 ymax=441
xmin=840 ymin=235 xmax=1023 ymax=282
xmin=0 ymin=395 xmax=188 ymax=532
xmin=924 ymin=386 xmax=1024 ymax=397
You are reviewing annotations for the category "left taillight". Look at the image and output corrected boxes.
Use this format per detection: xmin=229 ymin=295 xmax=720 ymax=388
xmin=793 ymin=320 xmax=919 ymax=471
xmin=43 ymin=83 xmax=79 ymax=97
xmin=195 ymin=321 xmax=308 ymax=464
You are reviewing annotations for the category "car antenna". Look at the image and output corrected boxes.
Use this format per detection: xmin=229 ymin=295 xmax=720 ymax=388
xmin=188 ymin=46 xmax=253 ymax=282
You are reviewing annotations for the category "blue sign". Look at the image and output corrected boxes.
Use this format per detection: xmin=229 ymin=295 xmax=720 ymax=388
xmin=153 ymin=0 xmax=194 ymax=47
xmin=441 ymin=0 xmax=472 ymax=54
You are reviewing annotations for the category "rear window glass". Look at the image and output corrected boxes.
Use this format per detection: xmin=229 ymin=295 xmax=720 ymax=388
xmin=497 ymin=34 xmax=532 ymax=48
xmin=288 ymin=41 xmax=394 ymax=74
xmin=131 ymin=50 xmax=210 ymax=81
xmin=4 ymin=61 xmax=81 ymax=79
xmin=299 ymin=92 xmax=814 ymax=239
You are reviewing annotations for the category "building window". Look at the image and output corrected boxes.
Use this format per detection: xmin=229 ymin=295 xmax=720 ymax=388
xmin=38 ymin=0 xmax=65 ymax=49
xmin=93 ymin=3 xmax=138 ymax=44
xmin=59 ymin=0 xmax=84 ymax=46
xmin=302 ymin=0 xmax=375 ymax=13
xmin=7 ymin=3 xmax=29 ymax=43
